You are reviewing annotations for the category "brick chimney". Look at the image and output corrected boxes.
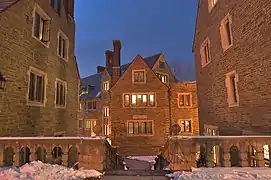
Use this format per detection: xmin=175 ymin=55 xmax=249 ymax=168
xmin=105 ymin=50 xmax=113 ymax=71
xmin=112 ymin=40 xmax=121 ymax=85
xmin=97 ymin=66 xmax=105 ymax=73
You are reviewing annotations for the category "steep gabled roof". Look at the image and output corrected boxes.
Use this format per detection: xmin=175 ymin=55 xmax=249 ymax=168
xmin=80 ymin=72 xmax=103 ymax=100
xmin=192 ymin=0 xmax=200 ymax=52
xmin=0 ymin=0 xmax=20 ymax=13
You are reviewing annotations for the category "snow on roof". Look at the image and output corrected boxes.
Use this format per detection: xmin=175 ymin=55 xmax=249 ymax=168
xmin=0 ymin=136 xmax=106 ymax=140
xmin=0 ymin=161 xmax=102 ymax=179
xmin=125 ymin=156 xmax=157 ymax=163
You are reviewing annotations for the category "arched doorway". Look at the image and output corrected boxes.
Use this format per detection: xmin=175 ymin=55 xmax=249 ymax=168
xmin=3 ymin=147 xmax=14 ymax=166
xmin=19 ymin=147 xmax=31 ymax=166
xmin=230 ymin=145 xmax=240 ymax=167
xmin=68 ymin=146 xmax=79 ymax=169
xmin=52 ymin=147 xmax=63 ymax=165
xmin=36 ymin=147 xmax=46 ymax=162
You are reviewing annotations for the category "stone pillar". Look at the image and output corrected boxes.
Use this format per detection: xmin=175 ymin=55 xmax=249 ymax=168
xmin=239 ymin=151 xmax=249 ymax=167
xmin=14 ymin=147 xmax=20 ymax=167
xmin=0 ymin=145 xmax=4 ymax=166
xmin=62 ymin=145 xmax=68 ymax=166
xmin=257 ymin=152 xmax=265 ymax=167
xmin=29 ymin=145 xmax=36 ymax=162
xmin=223 ymin=152 xmax=231 ymax=167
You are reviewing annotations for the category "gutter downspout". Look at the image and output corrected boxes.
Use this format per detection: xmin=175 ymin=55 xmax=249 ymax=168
xmin=168 ymin=86 xmax=172 ymax=136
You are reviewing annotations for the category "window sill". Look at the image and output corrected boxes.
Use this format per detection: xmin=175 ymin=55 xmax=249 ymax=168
xmin=223 ymin=44 xmax=233 ymax=52
xmin=32 ymin=35 xmax=50 ymax=48
xmin=123 ymin=106 xmax=157 ymax=108
xmin=202 ymin=61 xmax=211 ymax=68
xmin=133 ymin=82 xmax=146 ymax=85
xmin=55 ymin=105 xmax=66 ymax=109
xmin=57 ymin=54 xmax=68 ymax=62
xmin=27 ymin=100 xmax=46 ymax=107
xmin=178 ymin=106 xmax=193 ymax=108
xmin=228 ymin=102 xmax=239 ymax=108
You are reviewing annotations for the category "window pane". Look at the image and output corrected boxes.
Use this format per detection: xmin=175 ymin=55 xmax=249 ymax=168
xmin=149 ymin=94 xmax=155 ymax=106
xmin=185 ymin=121 xmax=191 ymax=132
xmin=36 ymin=75 xmax=43 ymax=102
xmin=179 ymin=95 xmax=184 ymax=106
xmin=186 ymin=94 xmax=191 ymax=106
xmin=124 ymin=94 xmax=130 ymax=106
xmin=146 ymin=122 xmax=152 ymax=134
xmin=34 ymin=13 xmax=40 ymax=38
xmin=128 ymin=122 xmax=133 ymax=134
xmin=231 ymin=75 xmax=238 ymax=102
xmin=137 ymin=95 xmax=142 ymax=105
xmin=180 ymin=121 xmax=185 ymax=132
xmin=28 ymin=73 xmax=35 ymax=101
xmin=134 ymin=122 xmax=139 ymax=134
xmin=142 ymin=95 xmax=147 ymax=105
xmin=131 ymin=95 xmax=137 ymax=105
xmin=141 ymin=122 xmax=146 ymax=134
xmin=225 ymin=21 xmax=232 ymax=45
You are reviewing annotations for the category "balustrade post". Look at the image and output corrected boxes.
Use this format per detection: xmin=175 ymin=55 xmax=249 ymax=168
xmin=256 ymin=142 xmax=265 ymax=167
xmin=223 ymin=152 xmax=231 ymax=167
xmin=14 ymin=145 xmax=20 ymax=167
xmin=0 ymin=144 xmax=3 ymax=166
xmin=62 ymin=145 xmax=68 ymax=167
xmin=239 ymin=150 xmax=249 ymax=167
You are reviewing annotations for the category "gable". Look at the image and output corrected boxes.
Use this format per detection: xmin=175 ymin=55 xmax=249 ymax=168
xmin=110 ymin=54 xmax=168 ymax=93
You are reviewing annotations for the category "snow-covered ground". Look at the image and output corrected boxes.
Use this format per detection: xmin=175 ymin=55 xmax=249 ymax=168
xmin=167 ymin=167 xmax=271 ymax=180
xmin=0 ymin=161 xmax=102 ymax=180
xmin=125 ymin=156 xmax=157 ymax=163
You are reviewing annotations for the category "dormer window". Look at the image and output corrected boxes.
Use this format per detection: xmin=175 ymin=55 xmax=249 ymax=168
xmin=156 ymin=73 xmax=168 ymax=83
xmin=80 ymin=86 xmax=88 ymax=95
xmin=103 ymin=81 xmax=109 ymax=91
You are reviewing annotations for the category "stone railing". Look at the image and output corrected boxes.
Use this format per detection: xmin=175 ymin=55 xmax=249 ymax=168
xmin=0 ymin=137 xmax=123 ymax=171
xmin=159 ymin=136 xmax=271 ymax=171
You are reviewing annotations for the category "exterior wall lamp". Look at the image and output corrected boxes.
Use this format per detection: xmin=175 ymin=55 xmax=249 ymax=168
xmin=0 ymin=72 xmax=7 ymax=90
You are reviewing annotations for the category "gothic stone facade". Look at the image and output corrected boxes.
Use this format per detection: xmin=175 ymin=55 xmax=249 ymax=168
xmin=0 ymin=0 xmax=80 ymax=136
xmin=193 ymin=0 xmax=271 ymax=135
xmin=79 ymin=40 xmax=199 ymax=156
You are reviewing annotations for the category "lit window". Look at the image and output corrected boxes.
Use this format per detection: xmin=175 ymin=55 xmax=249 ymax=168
xmin=127 ymin=121 xmax=153 ymax=135
xmin=142 ymin=95 xmax=147 ymax=105
xmin=103 ymin=81 xmax=109 ymax=91
xmin=220 ymin=14 xmax=233 ymax=51
xmin=33 ymin=9 xmax=51 ymax=45
xmin=86 ymin=120 xmax=91 ymax=129
xmin=149 ymin=94 xmax=155 ymax=106
xmin=178 ymin=93 xmax=192 ymax=107
xmin=208 ymin=0 xmax=218 ymax=11
xmin=124 ymin=94 xmax=130 ymax=107
xmin=133 ymin=70 xmax=145 ymax=83
xmin=80 ymin=86 xmax=88 ymax=95
xmin=91 ymin=120 xmax=97 ymax=136
xmin=131 ymin=95 xmax=137 ymax=105
xmin=103 ymin=107 xmax=109 ymax=117
xmin=179 ymin=120 xmax=192 ymax=133
xmin=264 ymin=145 xmax=269 ymax=160
xmin=156 ymin=73 xmax=168 ymax=83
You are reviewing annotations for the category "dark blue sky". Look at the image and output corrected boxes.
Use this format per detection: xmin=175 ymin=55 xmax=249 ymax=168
xmin=74 ymin=0 xmax=198 ymax=81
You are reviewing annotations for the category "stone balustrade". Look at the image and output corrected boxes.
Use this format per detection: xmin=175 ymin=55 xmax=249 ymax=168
xmin=0 ymin=137 xmax=123 ymax=171
xmin=160 ymin=136 xmax=271 ymax=171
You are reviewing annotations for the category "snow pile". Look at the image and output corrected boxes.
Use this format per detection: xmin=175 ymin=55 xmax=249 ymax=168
xmin=125 ymin=156 xmax=157 ymax=163
xmin=167 ymin=167 xmax=271 ymax=180
xmin=0 ymin=161 xmax=102 ymax=180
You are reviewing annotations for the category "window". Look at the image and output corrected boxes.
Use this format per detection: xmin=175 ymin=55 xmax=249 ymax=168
xmin=156 ymin=73 xmax=168 ymax=83
xmin=33 ymin=5 xmax=51 ymax=46
xmin=85 ymin=120 xmax=97 ymax=135
xmin=103 ymin=81 xmax=109 ymax=91
xmin=200 ymin=38 xmax=211 ymax=67
xmin=225 ymin=71 xmax=239 ymax=107
xmin=159 ymin=61 xmax=165 ymax=68
xmin=179 ymin=120 xmax=192 ymax=133
xmin=55 ymin=79 xmax=67 ymax=107
xmin=27 ymin=67 xmax=46 ymax=106
xmin=87 ymin=101 xmax=96 ymax=110
xmin=80 ymin=86 xmax=88 ymax=95
xmin=127 ymin=121 xmax=153 ymax=136
xmin=57 ymin=30 xmax=69 ymax=61
xmin=79 ymin=103 xmax=83 ymax=110
xmin=133 ymin=70 xmax=146 ymax=83
xmin=220 ymin=14 xmax=233 ymax=51
xmin=78 ymin=119 xmax=83 ymax=129
xmin=51 ymin=0 xmax=61 ymax=14
xmin=123 ymin=93 xmax=155 ymax=107
xmin=104 ymin=124 xmax=110 ymax=136
xmin=208 ymin=0 xmax=218 ymax=11
xmin=178 ymin=93 xmax=192 ymax=107
xmin=204 ymin=125 xmax=219 ymax=136
xmin=104 ymin=107 xmax=109 ymax=117
xmin=263 ymin=145 xmax=270 ymax=160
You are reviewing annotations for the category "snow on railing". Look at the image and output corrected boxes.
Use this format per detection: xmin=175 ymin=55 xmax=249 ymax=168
xmin=0 ymin=136 xmax=107 ymax=140
xmin=169 ymin=135 xmax=271 ymax=139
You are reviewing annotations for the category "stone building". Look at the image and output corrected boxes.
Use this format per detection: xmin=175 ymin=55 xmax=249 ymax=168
xmin=192 ymin=0 xmax=271 ymax=135
xmin=0 ymin=0 xmax=80 ymax=136
xmin=79 ymin=40 xmax=199 ymax=156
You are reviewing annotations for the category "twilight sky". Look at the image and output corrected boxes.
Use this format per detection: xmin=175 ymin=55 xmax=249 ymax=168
xmin=74 ymin=0 xmax=198 ymax=81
